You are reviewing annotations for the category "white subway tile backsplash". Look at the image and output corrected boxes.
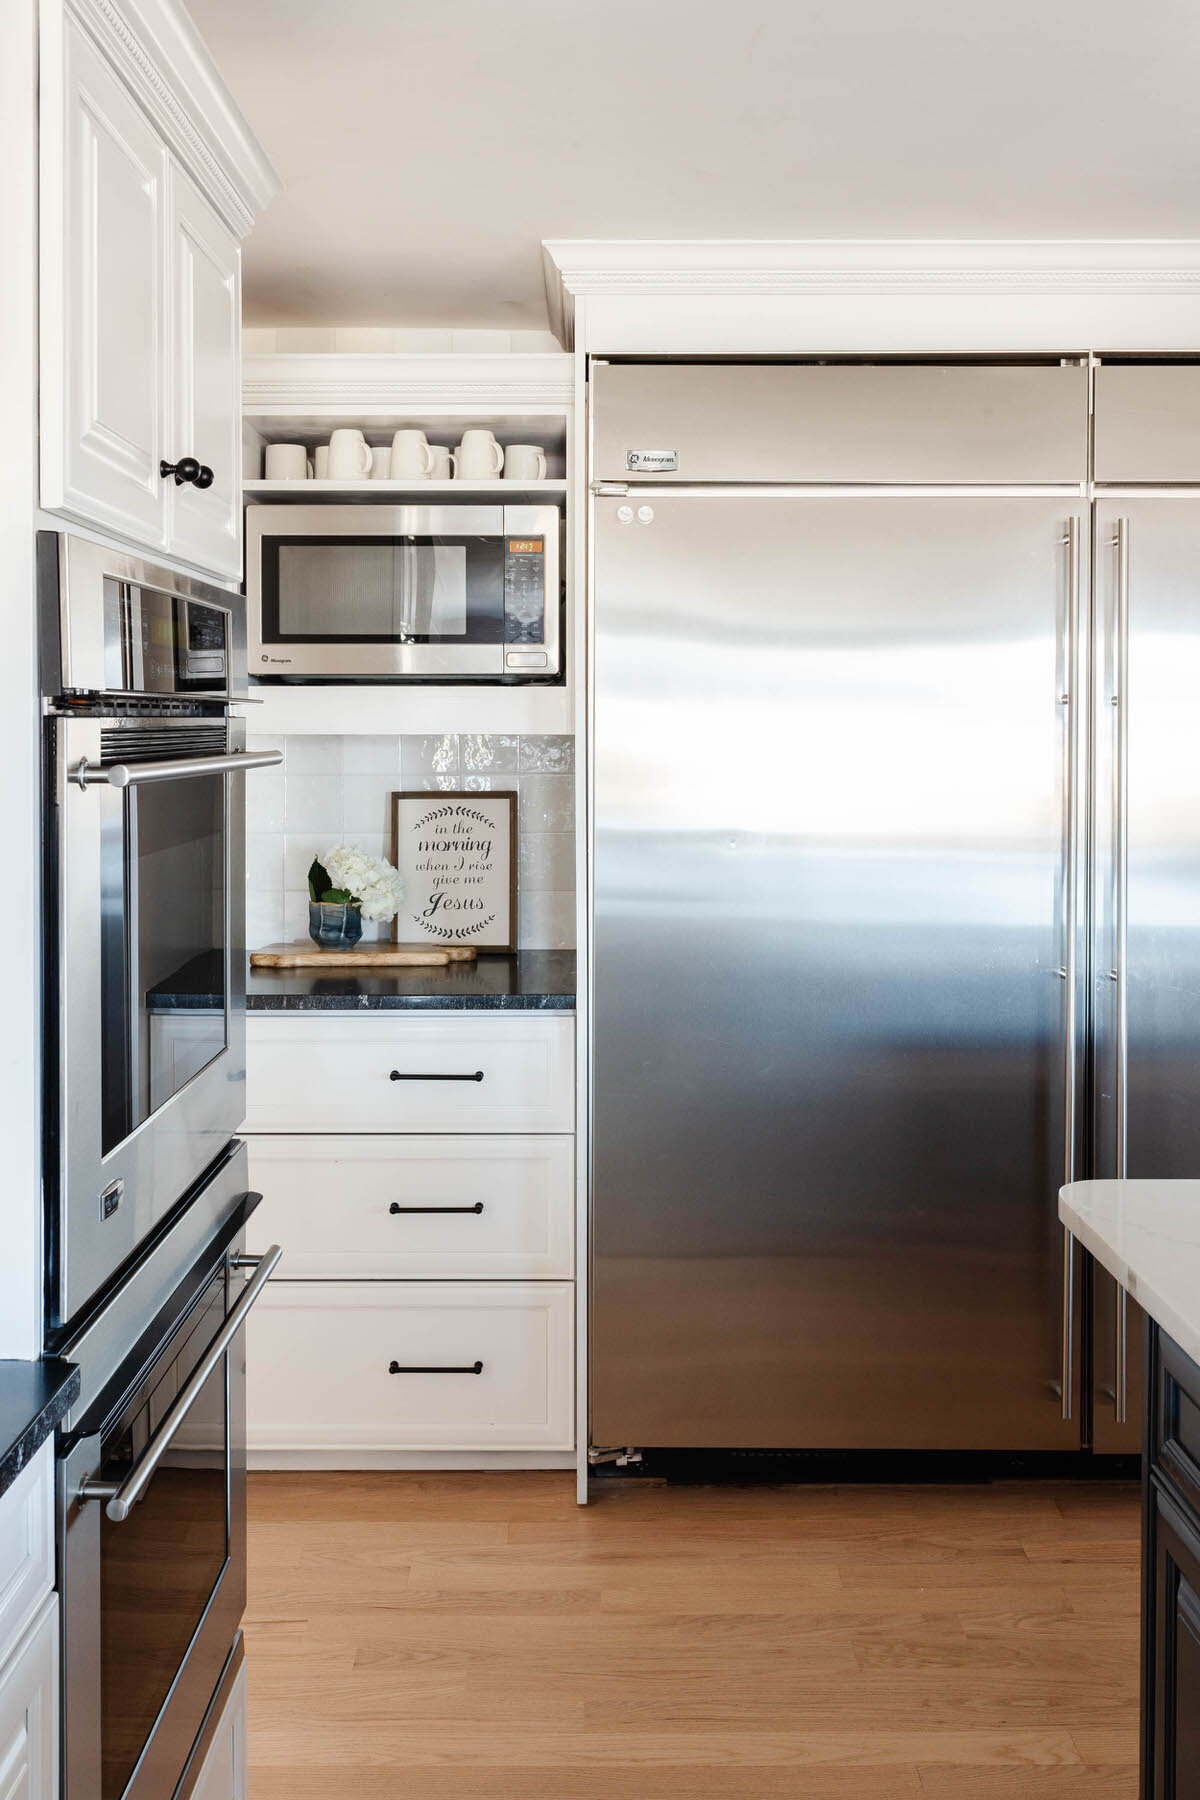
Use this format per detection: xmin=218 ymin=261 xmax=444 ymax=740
xmin=461 ymin=733 xmax=518 ymax=773
xmin=519 ymin=734 xmax=574 ymax=773
xmin=516 ymin=772 xmax=573 ymax=832
xmin=286 ymin=735 xmax=344 ymax=775
xmin=517 ymin=890 xmax=575 ymax=950
xmin=283 ymin=774 xmax=343 ymax=835
xmin=518 ymin=833 xmax=575 ymax=892
xmin=342 ymin=734 xmax=402 ymax=774
xmin=246 ymin=732 xmax=577 ymax=948
xmin=341 ymin=774 xmax=398 ymax=836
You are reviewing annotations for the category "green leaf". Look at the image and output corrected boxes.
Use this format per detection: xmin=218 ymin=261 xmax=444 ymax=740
xmin=308 ymin=857 xmax=331 ymax=902
xmin=320 ymin=887 xmax=354 ymax=905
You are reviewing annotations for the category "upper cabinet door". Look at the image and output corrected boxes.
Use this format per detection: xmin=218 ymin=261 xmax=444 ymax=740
xmin=166 ymin=165 xmax=242 ymax=578
xmin=42 ymin=15 xmax=168 ymax=548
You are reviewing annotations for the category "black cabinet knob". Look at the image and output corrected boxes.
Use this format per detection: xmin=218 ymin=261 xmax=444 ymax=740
xmin=160 ymin=457 xmax=215 ymax=489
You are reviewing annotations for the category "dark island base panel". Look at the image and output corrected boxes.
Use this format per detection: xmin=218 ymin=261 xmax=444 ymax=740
xmin=0 ymin=1359 xmax=79 ymax=1498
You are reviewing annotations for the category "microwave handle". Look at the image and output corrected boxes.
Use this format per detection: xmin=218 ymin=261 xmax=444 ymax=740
xmin=71 ymin=748 xmax=283 ymax=790
xmin=78 ymin=1245 xmax=282 ymax=1522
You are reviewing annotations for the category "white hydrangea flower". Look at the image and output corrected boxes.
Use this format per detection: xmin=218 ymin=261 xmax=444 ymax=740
xmin=321 ymin=843 xmax=406 ymax=926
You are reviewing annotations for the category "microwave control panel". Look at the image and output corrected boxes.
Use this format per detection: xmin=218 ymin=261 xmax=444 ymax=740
xmin=503 ymin=537 xmax=547 ymax=646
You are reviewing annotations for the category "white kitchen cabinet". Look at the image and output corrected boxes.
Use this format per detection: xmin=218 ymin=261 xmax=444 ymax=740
xmin=249 ymin=1281 xmax=574 ymax=1452
xmin=166 ymin=163 xmax=242 ymax=577
xmin=42 ymin=12 xmax=168 ymax=550
xmin=186 ymin=1659 xmax=246 ymax=1800
xmin=248 ymin=1134 xmax=574 ymax=1279
xmin=0 ymin=1595 xmax=58 ymax=1800
xmin=0 ymin=1446 xmax=54 ymax=1677
xmin=39 ymin=1 xmax=275 ymax=580
xmin=245 ymin=1014 xmax=575 ymax=1135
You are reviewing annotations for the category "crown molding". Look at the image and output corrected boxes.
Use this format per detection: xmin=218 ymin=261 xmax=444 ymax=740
xmin=63 ymin=0 xmax=279 ymax=237
xmin=542 ymin=239 xmax=1200 ymax=347
xmin=242 ymin=351 xmax=575 ymax=415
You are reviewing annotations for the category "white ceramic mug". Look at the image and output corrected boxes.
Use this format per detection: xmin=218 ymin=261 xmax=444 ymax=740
xmin=389 ymin=429 xmax=434 ymax=480
xmin=503 ymin=443 xmax=547 ymax=481
xmin=327 ymin=428 xmax=372 ymax=479
xmin=264 ymin=442 xmax=309 ymax=481
xmin=453 ymin=429 xmax=504 ymax=479
xmin=313 ymin=445 xmax=330 ymax=479
xmin=369 ymin=446 xmax=391 ymax=480
xmin=426 ymin=444 xmax=452 ymax=480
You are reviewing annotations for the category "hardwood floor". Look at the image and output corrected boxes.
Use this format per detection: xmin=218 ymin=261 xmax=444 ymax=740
xmin=244 ymin=1472 xmax=1141 ymax=1798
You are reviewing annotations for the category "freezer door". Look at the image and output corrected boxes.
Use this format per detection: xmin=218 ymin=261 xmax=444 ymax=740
xmin=591 ymin=494 xmax=1086 ymax=1450
xmin=1094 ymin=365 xmax=1200 ymax=484
xmin=590 ymin=361 xmax=1089 ymax=485
xmin=1091 ymin=500 xmax=1200 ymax=1450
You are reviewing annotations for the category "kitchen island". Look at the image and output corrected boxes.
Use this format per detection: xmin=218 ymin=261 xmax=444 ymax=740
xmin=1060 ymin=1179 xmax=1200 ymax=1799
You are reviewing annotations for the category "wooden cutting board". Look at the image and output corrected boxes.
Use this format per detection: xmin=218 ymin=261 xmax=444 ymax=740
xmin=251 ymin=941 xmax=477 ymax=969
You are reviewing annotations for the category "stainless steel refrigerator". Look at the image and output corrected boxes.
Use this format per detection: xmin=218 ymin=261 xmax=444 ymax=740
xmin=588 ymin=357 xmax=1200 ymax=1455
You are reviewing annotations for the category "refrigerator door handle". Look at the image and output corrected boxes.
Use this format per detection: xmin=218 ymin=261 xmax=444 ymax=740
xmin=1060 ymin=515 xmax=1081 ymax=1423
xmin=1113 ymin=516 xmax=1132 ymax=1425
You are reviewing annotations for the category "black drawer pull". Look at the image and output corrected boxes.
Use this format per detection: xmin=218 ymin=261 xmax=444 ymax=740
xmin=389 ymin=1070 xmax=484 ymax=1083
xmin=388 ymin=1359 xmax=484 ymax=1375
xmin=389 ymin=1202 xmax=484 ymax=1215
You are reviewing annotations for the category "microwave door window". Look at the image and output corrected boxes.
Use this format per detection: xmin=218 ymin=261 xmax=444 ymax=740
xmin=400 ymin=544 xmax=467 ymax=637
xmin=263 ymin=536 xmax=503 ymax=644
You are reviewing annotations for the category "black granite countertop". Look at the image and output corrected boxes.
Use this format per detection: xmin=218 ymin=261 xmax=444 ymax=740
xmin=150 ymin=949 xmax=575 ymax=1012
xmin=247 ymin=948 xmax=575 ymax=1012
xmin=0 ymin=1359 xmax=78 ymax=1499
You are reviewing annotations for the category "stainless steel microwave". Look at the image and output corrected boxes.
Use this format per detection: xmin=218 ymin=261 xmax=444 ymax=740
xmin=246 ymin=503 xmax=562 ymax=680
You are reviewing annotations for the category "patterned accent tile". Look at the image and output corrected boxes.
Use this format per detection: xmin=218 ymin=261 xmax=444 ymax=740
xmin=519 ymin=734 xmax=575 ymax=774
xmin=401 ymin=734 xmax=459 ymax=777
xmin=461 ymin=733 xmax=519 ymax=773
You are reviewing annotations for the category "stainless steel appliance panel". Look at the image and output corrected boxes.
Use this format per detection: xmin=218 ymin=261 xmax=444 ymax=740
xmin=591 ymin=493 xmax=1084 ymax=1450
xmin=1094 ymin=365 xmax=1200 ymax=484
xmin=591 ymin=361 xmax=1089 ymax=486
xmin=1091 ymin=500 xmax=1200 ymax=1449
xmin=51 ymin=712 xmax=251 ymax=1327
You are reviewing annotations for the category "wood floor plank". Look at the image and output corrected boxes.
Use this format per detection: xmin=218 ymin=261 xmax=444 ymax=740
xmin=246 ymin=1473 xmax=1140 ymax=1798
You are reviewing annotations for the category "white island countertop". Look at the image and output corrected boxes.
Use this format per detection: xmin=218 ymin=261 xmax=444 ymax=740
xmin=1060 ymin=1180 xmax=1200 ymax=1366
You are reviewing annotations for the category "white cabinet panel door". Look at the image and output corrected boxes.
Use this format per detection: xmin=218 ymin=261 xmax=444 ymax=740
xmin=249 ymin=1281 xmax=574 ymax=1451
xmin=166 ymin=165 xmax=242 ymax=578
xmin=0 ymin=1596 xmax=58 ymax=1800
xmin=0 ymin=1446 xmax=54 ymax=1678
xmin=44 ymin=15 xmax=167 ymax=548
xmin=247 ymin=1135 xmax=574 ymax=1279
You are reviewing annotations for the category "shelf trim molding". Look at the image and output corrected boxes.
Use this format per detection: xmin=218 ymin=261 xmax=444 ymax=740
xmin=243 ymin=351 xmax=576 ymax=415
xmin=62 ymin=0 xmax=279 ymax=236
xmin=541 ymin=238 xmax=1200 ymax=347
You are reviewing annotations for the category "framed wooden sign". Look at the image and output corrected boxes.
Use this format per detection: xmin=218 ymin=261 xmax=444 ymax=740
xmin=390 ymin=791 xmax=518 ymax=952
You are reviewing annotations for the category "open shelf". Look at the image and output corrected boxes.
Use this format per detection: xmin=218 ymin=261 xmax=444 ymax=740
xmin=243 ymin=478 xmax=567 ymax=503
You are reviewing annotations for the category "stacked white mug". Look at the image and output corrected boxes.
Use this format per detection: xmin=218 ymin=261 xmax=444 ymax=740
xmin=504 ymin=444 xmax=547 ymax=481
xmin=327 ymin=429 xmax=372 ymax=479
xmin=390 ymin=429 xmax=434 ymax=479
xmin=452 ymin=429 xmax=504 ymax=479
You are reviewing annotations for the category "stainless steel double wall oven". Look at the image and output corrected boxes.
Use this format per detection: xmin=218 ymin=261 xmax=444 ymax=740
xmin=41 ymin=533 xmax=282 ymax=1799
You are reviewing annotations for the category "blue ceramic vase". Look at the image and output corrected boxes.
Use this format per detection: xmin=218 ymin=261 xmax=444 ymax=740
xmin=308 ymin=900 xmax=363 ymax=950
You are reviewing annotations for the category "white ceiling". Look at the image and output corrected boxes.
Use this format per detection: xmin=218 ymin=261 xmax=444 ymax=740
xmin=185 ymin=0 xmax=1200 ymax=334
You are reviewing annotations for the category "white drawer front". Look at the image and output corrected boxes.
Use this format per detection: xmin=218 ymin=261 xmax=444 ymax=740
xmin=248 ymin=1282 xmax=573 ymax=1451
xmin=245 ymin=1015 xmax=574 ymax=1134
xmin=0 ymin=1443 xmax=54 ymax=1676
xmin=248 ymin=1136 xmax=574 ymax=1279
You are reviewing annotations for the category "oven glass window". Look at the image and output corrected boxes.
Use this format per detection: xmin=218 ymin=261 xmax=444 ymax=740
xmin=101 ymin=771 xmax=228 ymax=1154
xmin=102 ymin=582 xmax=229 ymax=694
xmin=261 ymin=535 xmax=504 ymax=643
xmin=99 ymin=1275 xmax=229 ymax=1799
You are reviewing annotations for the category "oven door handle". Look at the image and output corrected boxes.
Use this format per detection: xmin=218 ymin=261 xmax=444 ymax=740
xmin=79 ymin=1246 xmax=282 ymax=1522
xmin=71 ymin=749 xmax=283 ymax=790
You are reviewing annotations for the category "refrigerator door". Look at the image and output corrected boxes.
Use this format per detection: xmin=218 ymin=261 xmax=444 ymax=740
xmin=591 ymin=492 xmax=1086 ymax=1450
xmin=1091 ymin=500 xmax=1200 ymax=1451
